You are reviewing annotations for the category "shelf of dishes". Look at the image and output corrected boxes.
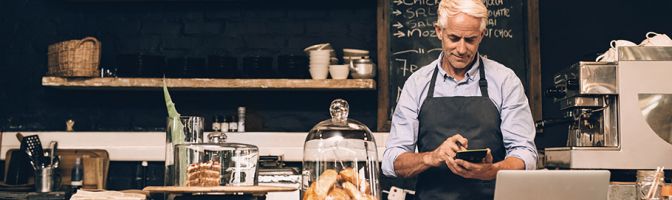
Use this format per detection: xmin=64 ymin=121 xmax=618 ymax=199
xmin=41 ymin=76 xmax=376 ymax=90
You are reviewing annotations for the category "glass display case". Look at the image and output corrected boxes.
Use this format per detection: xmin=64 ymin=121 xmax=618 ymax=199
xmin=302 ymin=99 xmax=380 ymax=200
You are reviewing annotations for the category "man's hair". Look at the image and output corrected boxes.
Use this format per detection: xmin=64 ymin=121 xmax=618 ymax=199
xmin=437 ymin=0 xmax=488 ymax=31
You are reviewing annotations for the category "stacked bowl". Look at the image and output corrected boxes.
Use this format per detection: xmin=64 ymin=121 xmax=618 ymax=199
xmin=308 ymin=50 xmax=332 ymax=80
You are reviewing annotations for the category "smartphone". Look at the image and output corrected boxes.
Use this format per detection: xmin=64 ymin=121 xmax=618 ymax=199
xmin=455 ymin=149 xmax=488 ymax=163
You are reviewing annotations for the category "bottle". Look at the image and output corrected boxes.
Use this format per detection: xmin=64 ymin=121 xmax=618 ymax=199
xmin=238 ymin=107 xmax=246 ymax=132
xmin=221 ymin=115 xmax=229 ymax=133
xmin=228 ymin=115 xmax=238 ymax=132
xmin=212 ymin=115 xmax=221 ymax=132
xmin=71 ymin=157 xmax=84 ymax=192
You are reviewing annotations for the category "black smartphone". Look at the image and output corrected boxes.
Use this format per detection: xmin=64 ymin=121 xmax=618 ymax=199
xmin=455 ymin=149 xmax=488 ymax=163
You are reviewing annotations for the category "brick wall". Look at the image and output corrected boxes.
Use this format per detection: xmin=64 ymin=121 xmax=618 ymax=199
xmin=0 ymin=0 xmax=378 ymax=131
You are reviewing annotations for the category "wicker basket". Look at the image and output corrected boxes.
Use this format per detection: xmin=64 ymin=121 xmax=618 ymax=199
xmin=47 ymin=37 xmax=101 ymax=77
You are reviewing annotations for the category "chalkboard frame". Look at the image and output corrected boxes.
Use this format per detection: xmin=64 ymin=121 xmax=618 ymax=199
xmin=375 ymin=0 xmax=541 ymax=131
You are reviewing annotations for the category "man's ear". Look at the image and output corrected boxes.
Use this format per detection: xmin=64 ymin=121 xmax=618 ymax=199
xmin=435 ymin=24 xmax=443 ymax=41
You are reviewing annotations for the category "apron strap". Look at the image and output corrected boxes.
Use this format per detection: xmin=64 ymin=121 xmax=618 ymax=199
xmin=427 ymin=56 xmax=488 ymax=99
xmin=477 ymin=57 xmax=489 ymax=97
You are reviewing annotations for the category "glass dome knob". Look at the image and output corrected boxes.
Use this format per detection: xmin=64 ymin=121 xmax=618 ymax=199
xmin=329 ymin=99 xmax=349 ymax=124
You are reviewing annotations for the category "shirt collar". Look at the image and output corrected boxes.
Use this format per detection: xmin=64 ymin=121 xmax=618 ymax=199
xmin=436 ymin=52 xmax=481 ymax=82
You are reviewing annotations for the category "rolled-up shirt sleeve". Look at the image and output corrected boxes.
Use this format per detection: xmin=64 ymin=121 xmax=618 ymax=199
xmin=382 ymin=77 xmax=423 ymax=178
xmin=499 ymin=71 xmax=538 ymax=170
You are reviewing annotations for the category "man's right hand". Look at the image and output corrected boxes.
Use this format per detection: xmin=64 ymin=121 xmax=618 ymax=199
xmin=423 ymin=134 xmax=469 ymax=167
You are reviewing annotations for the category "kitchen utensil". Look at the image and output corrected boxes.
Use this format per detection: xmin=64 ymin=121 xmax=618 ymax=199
xmin=48 ymin=141 xmax=57 ymax=166
xmin=35 ymin=166 xmax=55 ymax=192
xmin=349 ymin=57 xmax=376 ymax=79
xmin=22 ymin=135 xmax=46 ymax=170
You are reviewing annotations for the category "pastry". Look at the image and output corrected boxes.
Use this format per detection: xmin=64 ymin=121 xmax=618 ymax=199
xmin=304 ymin=182 xmax=318 ymax=200
xmin=315 ymin=169 xmax=339 ymax=199
xmin=342 ymin=182 xmax=363 ymax=199
xmin=339 ymin=168 xmax=359 ymax=185
xmin=327 ymin=187 xmax=351 ymax=200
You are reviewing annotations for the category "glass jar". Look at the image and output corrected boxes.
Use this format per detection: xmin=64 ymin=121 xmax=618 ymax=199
xmin=173 ymin=142 xmax=259 ymax=186
xmin=302 ymin=99 xmax=380 ymax=200
xmin=165 ymin=116 xmax=204 ymax=186
xmin=637 ymin=170 xmax=665 ymax=200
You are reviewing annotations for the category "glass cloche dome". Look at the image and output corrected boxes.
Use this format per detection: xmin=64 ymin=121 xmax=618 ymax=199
xmin=302 ymin=99 xmax=380 ymax=200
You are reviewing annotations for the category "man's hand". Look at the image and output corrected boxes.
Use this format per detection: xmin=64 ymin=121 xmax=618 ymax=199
xmin=423 ymin=134 xmax=468 ymax=167
xmin=446 ymin=148 xmax=499 ymax=180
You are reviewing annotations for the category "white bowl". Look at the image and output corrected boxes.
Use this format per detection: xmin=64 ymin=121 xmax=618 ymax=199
xmin=308 ymin=64 xmax=329 ymax=70
xmin=309 ymin=68 xmax=329 ymax=80
xmin=310 ymin=60 xmax=330 ymax=65
xmin=329 ymin=65 xmax=349 ymax=80
xmin=309 ymin=50 xmax=332 ymax=56
xmin=343 ymin=48 xmax=369 ymax=55
xmin=310 ymin=55 xmax=331 ymax=60
xmin=304 ymin=43 xmax=332 ymax=53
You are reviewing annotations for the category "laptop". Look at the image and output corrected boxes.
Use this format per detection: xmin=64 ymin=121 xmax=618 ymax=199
xmin=494 ymin=170 xmax=610 ymax=200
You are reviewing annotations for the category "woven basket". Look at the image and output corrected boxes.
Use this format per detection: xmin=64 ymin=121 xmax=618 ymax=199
xmin=47 ymin=37 xmax=101 ymax=77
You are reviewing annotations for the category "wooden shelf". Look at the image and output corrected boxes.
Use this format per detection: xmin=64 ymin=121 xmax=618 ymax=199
xmin=41 ymin=76 xmax=376 ymax=90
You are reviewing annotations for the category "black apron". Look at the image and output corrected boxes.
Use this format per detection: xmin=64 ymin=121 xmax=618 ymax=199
xmin=415 ymin=57 xmax=506 ymax=200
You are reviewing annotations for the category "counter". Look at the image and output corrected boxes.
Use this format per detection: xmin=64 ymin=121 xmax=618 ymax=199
xmin=0 ymin=132 xmax=389 ymax=162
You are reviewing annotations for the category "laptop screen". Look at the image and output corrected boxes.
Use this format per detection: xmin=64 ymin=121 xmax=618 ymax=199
xmin=494 ymin=170 xmax=610 ymax=200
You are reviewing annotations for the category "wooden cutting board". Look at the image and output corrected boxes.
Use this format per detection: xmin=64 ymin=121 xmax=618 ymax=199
xmin=143 ymin=186 xmax=297 ymax=194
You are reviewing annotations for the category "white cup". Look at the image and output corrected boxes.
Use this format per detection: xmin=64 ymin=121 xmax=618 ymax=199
xmin=329 ymin=65 xmax=349 ymax=80
xmin=309 ymin=68 xmax=328 ymax=80
xmin=640 ymin=32 xmax=672 ymax=46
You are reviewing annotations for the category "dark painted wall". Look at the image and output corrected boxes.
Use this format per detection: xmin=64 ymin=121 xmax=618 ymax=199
xmin=2 ymin=0 xmax=672 ymax=146
xmin=537 ymin=0 xmax=672 ymax=148
xmin=0 ymin=0 xmax=378 ymax=132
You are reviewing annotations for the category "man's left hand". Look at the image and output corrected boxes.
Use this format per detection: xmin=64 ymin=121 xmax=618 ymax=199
xmin=446 ymin=148 xmax=498 ymax=180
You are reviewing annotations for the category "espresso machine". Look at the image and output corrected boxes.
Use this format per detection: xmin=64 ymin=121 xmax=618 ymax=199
xmin=544 ymin=46 xmax=672 ymax=169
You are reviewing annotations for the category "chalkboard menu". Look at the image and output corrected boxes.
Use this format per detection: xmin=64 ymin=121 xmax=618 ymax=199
xmin=387 ymin=0 xmax=530 ymax=119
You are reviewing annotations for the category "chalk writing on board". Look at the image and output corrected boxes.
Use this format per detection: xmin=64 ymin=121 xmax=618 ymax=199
xmin=387 ymin=0 xmax=528 ymax=120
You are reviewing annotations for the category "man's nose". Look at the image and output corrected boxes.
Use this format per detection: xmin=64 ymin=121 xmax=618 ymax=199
xmin=456 ymin=39 xmax=467 ymax=54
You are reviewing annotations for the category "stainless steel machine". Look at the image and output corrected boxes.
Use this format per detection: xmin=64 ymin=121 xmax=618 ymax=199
xmin=544 ymin=46 xmax=672 ymax=169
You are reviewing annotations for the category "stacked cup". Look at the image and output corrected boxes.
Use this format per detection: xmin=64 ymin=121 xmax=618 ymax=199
xmin=309 ymin=50 xmax=331 ymax=80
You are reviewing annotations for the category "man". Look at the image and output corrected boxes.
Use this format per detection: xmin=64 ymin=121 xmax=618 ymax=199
xmin=382 ymin=0 xmax=538 ymax=199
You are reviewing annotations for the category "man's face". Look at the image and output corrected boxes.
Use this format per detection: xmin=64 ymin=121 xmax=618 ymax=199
xmin=435 ymin=13 xmax=484 ymax=69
